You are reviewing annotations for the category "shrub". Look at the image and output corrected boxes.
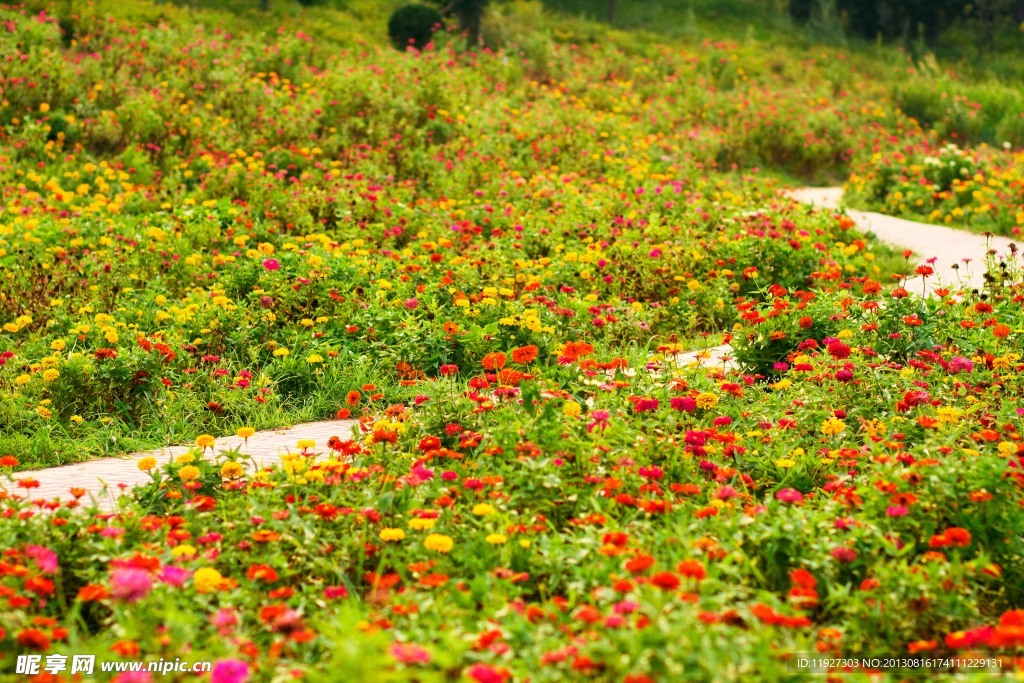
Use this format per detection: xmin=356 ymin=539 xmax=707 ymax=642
xmin=387 ymin=4 xmax=443 ymax=51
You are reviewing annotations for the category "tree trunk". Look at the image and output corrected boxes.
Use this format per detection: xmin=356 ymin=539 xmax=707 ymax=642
xmin=608 ymin=0 xmax=616 ymax=23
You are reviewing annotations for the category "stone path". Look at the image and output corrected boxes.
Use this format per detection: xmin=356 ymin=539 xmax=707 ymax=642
xmin=3 ymin=420 xmax=357 ymax=509
xmin=3 ymin=187 xmax=1013 ymax=508
xmin=787 ymin=187 xmax=1017 ymax=294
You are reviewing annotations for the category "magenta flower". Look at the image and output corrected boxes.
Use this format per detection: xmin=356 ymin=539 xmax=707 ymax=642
xmin=158 ymin=565 xmax=190 ymax=586
xmin=211 ymin=659 xmax=250 ymax=683
xmin=886 ymin=505 xmax=909 ymax=517
xmin=262 ymin=258 xmax=280 ymax=271
xmin=670 ymin=396 xmax=696 ymax=412
xmin=404 ymin=298 xmax=419 ymax=310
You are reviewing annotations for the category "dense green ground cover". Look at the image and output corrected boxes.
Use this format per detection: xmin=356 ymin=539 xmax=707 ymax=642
xmin=1 ymin=0 xmax=1024 ymax=681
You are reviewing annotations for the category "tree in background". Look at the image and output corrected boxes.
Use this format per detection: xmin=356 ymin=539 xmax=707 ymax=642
xmin=434 ymin=0 xmax=489 ymax=46
xmin=789 ymin=0 xmax=1023 ymax=48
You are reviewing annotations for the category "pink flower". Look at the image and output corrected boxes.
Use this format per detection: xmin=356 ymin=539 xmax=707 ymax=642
xmin=262 ymin=258 xmax=280 ymax=271
xmin=587 ymin=409 xmax=610 ymax=433
xmin=390 ymin=643 xmax=432 ymax=665
xmin=404 ymin=298 xmax=419 ymax=310
xmin=158 ymin=566 xmax=190 ymax=586
xmin=886 ymin=505 xmax=909 ymax=517
xmin=24 ymin=545 xmax=58 ymax=574
xmin=210 ymin=608 xmax=239 ymax=632
xmin=775 ymin=488 xmax=804 ymax=504
xmin=110 ymin=568 xmax=154 ymax=603
xmin=211 ymin=659 xmax=249 ymax=683
xmin=715 ymin=486 xmax=739 ymax=501
xmin=467 ymin=664 xmax=510 ymax=683
xmin=113 ymin=673 xmax=153 ymax=683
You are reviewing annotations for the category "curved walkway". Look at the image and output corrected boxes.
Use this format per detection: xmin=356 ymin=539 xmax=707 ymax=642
xmin=2 ymin=187 xmax=1013 ymax=507
xmin=788 ymin=187 xmax=1016 ymax=294
xmin=4 ymin=420 xmax=357 ymax=509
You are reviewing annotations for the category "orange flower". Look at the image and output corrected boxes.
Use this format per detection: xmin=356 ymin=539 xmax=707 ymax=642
xmin=481 ymin=352 xmax=507 ymax=370
xmin=510 ymin=345 xmax=538 ymax=364
xmin=345 ymin=390 xmax=361 ymax=407
xmin=77 ymin=584 xmax=110 ymax=602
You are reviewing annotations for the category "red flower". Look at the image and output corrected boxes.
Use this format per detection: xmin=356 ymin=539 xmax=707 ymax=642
xmin=650 ymin=571 xmax=680 ymax=591
xmin=17 ymin=628 xmax=51 ymax=650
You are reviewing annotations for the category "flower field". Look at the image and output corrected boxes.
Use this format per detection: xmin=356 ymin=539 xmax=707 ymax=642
xmin=1 ymin=0 xmax=1024 ymax=680
xmin=846 ymin=143 xmax=1024 ymax=236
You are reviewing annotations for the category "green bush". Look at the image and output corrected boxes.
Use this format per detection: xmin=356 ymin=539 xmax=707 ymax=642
xmin=387 ymin=4 xmax=443 ymax=50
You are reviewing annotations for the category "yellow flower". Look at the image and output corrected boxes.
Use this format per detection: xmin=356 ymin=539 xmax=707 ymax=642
xmin=998 ymin=442 xmax=1016 ymax=457
xmin=221 ymin=461 xmax=244 ymax=479
xmin=775 ymin=459 xmax=796 ymax=469
xmin=306 ymin=354 xmax=324 ymax=364
xmin=424 ymin=534 xmax=454 ymax=553
xmin=408 ymin=518 xmax=436 ymax=531
xmin=485 ymin=533 xmax=508 ymax=545
xmin=36 ymin=406 xmax=52 ymax=419
xmin=41 ymin=369 xmax=60 ymax=381
xmin=15 ymin=374 xmax=30 ymax=386
xmin=196 ymin=434 xmax=215 ymax=449
xmin=138 ymin=457 xmax=157 ymax=472
xmin=297 ymin=439 xmax=316 ymax=450
xmin=50 ymin=339 xmax=66 ymax=351
xmin=179 ymin=465 xmax=201 ymax=481
xmin=273 ymin=348 xmax=290 ymax=357
xmin=236 ymin=427 xmax=255 ymax=439
xmin=695 ymin=392 xmax=718 ymax=409
xmin=472 ymin=503 xmax=496 ymax=516
xmin=820 ymin=418 xmax=846 ymax=437
xmin=193 ymin=567 xmax=225 ymax=594
xmin=562 ymin=400 xmax=582 ymax=417
xmin=380 ymin=528 xmax=406 ymax=542
xmin=171 ymin=544 xmax=197 ymax=558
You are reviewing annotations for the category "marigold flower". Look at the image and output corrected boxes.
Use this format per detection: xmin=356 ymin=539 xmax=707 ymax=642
xmin=423 ymin=534 xmax=454 ymax=553
xmin=179 ymin=465 xmax=201 ymax=481
xmin=380 ymin=528 xmax=406 ymax=542
xmin=695 ymin=392 xmax=718 ymax=409
xmin=820 ymin=417 xmax=846 ymax=436
xmin=193 ymin=567 xmax=226 ymax=594
xmin=138 ymin=457 xmax=157 ymax=471
xmin=196 ymin=434 xmax=216 ymax=449
xmin=221 ymin=461 xmax=244 ymax=479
